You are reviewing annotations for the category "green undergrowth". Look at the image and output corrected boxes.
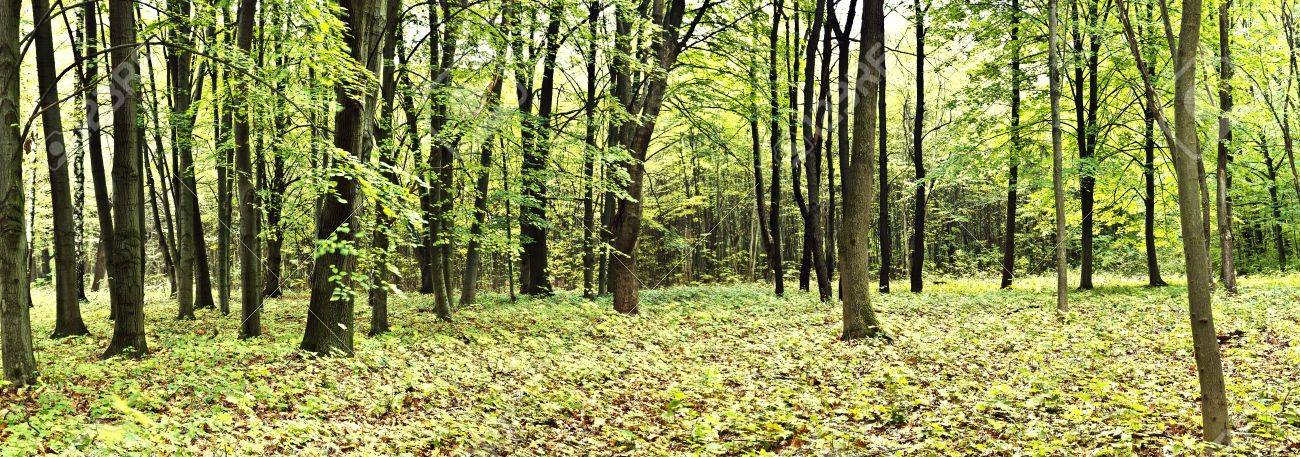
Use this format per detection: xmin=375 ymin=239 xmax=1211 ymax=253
xmin=3 ymin=275 xmax=1299 ymax=455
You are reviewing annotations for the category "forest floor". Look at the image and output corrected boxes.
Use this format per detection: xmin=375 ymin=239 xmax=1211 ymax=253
xmin=3 ymin=275 xmax=1300 ymax=455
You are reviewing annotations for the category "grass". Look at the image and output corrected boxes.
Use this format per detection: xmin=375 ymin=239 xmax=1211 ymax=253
xmin=3 ymin=275 xmax=1299 ymax=455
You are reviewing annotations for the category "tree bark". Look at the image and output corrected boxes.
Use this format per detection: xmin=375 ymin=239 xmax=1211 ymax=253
xmin=799 ymin=0 xmax=831 ymax=301
xmin=31 ymin=0 xmax=90 ymax=336
xmin=166 ymin=0 xmax=198 ymax=319
xmin=103 ymin=0 xmax=149 ymax=358
xmin=1048 ymin=0 xmax=1068 ymax=311
xmin=303 ymin=0 xmax=385 ymax=355
xmin=768 ymin=0 xmax=786 ymax=296
xmin=840 ymin=0 xmax=885 ymax=341
xmin=1000 ymin=0 xmax=1021 ymax=290
xmin=1 ymin=0 xmax=37 ymax=383
xmin=1216 ymin=0 xmax=1237 ymax=293
xmin=909 ymin=0 xmax=926 ymax=293
xmin=368 ymin=0 xmax=402 ymax=336
xmin=519 ymin=2 xmax=561 ymax=296
xmin=234 ymin=0 xmax=262 ymax=339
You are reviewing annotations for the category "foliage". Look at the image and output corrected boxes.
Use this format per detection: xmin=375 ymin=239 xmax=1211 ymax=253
xmin=4 ymin=276 xmax=1299 ymax=454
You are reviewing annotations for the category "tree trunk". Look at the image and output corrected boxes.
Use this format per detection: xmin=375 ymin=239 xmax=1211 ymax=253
xmin=1263 ymin=142 xmax=1288 ymax=268
xmin=1170 ymin=0 xmax=1231 ymax=443
xmin=166 ymin=0 xmax=198 ymax=319
xmin=909 ymin=0 xmax=926 ymax=293
xmin=1 ymin=0 xmax=37 ymax=383
xmin=581 ymin=0 xmax=600 ymax=299
xmin=799 ymin=0 xmax=831 ymax=301
xmin=1000 ymin=0 xmax=1021 ymax=290
xmin=1048 ymin=0 xmax=1068 ymax=311
xmin=1216 ymin=0 xmax=1237 ymax=293
xmin=1143 ymin=96 xmax=1167 ymax=286
xmin=519 ymin=3 xmax=561 ymax=296
xmin=303 ymin=0 xmax=385 ymax=355
xmin=234 ymin=0 xmax=262 ymax=339
xmin=368 ymin=0 xmax=402 ymax=336
xmin=768 ymin=0 xmax=786 ymax=296
xmin=103 ymin=0 xmax=149 ymax=358
xmin=31 ymin=0 xmax=89 ymax=336
xmin=840 ymin=0 xmax=885 ymax=341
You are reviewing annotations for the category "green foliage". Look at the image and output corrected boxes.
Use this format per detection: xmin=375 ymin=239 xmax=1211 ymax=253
xmin=5 ymin=276 xmax=1300 ymax=454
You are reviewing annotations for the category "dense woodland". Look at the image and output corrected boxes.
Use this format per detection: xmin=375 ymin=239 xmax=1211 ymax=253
xmin=2 ymin=0 xmax=1300 ymax=451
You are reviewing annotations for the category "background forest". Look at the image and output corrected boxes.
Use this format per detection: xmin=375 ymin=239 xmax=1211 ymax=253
xmin=2 ymin=0 xmax=1300 ymax=453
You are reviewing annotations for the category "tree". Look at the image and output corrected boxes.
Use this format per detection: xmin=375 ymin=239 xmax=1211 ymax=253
xmin=168 ymin=0 xmax=199 ymax=320
xmin=768 ymin=0 xmax=786 ymax=296
xmin=519 ymin=1 xmax=562 ymax=296
xmin=1116 ymin=0 xmax=1230 ymax=443
xmin=1000 ymin=0 xmax=1021 ymax=290
xmin=103 ymin=0 xmax=149 ymax=358
xmin=234 ymin=0 xmax=262 ymax=339
xmin=32 ymin=0 xmax=90 ymax=336
xmin=1216 ymin=0 xmax=1237 ymax=293
xmin=302 ymin=0 xmax=387 ymax=355
xmin=798 ymin=0 xmax=832 ymax=301
xmin=840 ymin=0 xmax=885 ymax=340
xmin=909 ymin=0 xmax=927 ymax=293
xmin=1048 ymin=0 xmax=1068 ymax=311
xmin=1 ymin=0 xmax=37 ymax=383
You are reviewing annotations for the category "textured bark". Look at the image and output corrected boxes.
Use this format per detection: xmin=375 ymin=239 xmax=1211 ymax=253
xmin=1048 ymin=0 xmax=1068 ymax=311
xmin=609 ymin=0 xmax=695 ymax=314
xmin=1172 ymin=0 xmax=1230 ymax=442
xmin=519 ymin=3 xmax=561 ymax=296
xmin=1216 ymin=0 xmax=1237 ymax=293
xmin=167 ymin=0 xmax=197 ymax=319
xmin=31 ymin=0 xmax=89 ymax=336
xmin=1117 ymin=0 xmax=1233 ymax=442
xmin=581 ymin=0 xmax=600 ymax=299
xmin=1 ymin=0 xmax=37 ymax=383
xmin=103 ymin=0 xmax=149 ymax=358
xmin=303 ymin=0 xmax=385 ymax=355
xmin=840 ymin=0 xmax=885 ymax=341
xmin=1001 ymin=0 xmax=1021 ymax=290
xmin=909 ymin=0 xmax=926 ymax=293
xmin=234 ymin=0 xmax=262 ymax=339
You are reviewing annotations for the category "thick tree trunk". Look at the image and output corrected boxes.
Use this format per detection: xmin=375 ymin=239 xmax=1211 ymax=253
xmin=909 ymin=0 xmax=926 ymax=293
xmin=519 ymin=4 xmax=561 ymax=296
xmin=1048 ymin=0 xmax=1068 ymax=311
xmin=1000 ymin=0 xmax=1021 ymax=290
xmin=103 ymin=0 xmax=149 ymax=358
xmin=303 ymin=0 xmax=385 ymax=355
xmin=234 ymin=0 xmax=262 ymax=339
xmin=32 ymin=0 xmax=90 ymax=336
xmin=840 ymin=0 xmax=885 ymax=341
xmin=1216 ymin=0 xmax=1237 ymax=293
xmin=1 ymin=0 xmax=37 ymax=383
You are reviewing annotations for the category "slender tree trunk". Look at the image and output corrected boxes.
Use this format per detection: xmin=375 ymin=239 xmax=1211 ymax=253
xmin=460 ymin=75 xmax=501 ymax=306
xmin=799 ymin=0 xmax=831 ymax=301
xmin=103 ymin=0 xmax=149 ymax=358
xmin=234 ymin=0 xmax=262 ymax=339
xmin=31 ymin=0 xmax=90 ymax=336
xmin=581 ymin=0 xmax=601 ymax=299
xmin=1 ymin=0 xmax=37 ymax=383
xmin=1216 ymin=0 xmax=1237 ymax=293
xmin=1263 ymin=141 xmax=1288 ymax=268
xmin=840 ymin=0 xmax=885 ymax=341
xmin=909 ymin=0 xmax=926 ymax=293
xmin=165 ymin=0 xmax=198 ymax=319
xmin=1048 ymin=0 xmax=1068 ymax=311
xmin=1000 ymin=0 xmax=1021 ymax=290
xmin=1143 ymin=95 xmax=1167 ymax=286
xmin=368 ymin=0 xmax=402 ymax=336
xmin=768 ymin=0 xmax=786 ymax=296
